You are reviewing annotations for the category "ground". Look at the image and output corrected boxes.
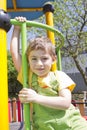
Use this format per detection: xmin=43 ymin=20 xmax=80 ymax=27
xmin=10 ymin=122 xmax=24 ymax=130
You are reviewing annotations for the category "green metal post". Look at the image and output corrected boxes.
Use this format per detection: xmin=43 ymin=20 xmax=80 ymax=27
xmin=21 ymin=22 xmax=31 ymax=130
xmin=57 ymin=49 xmax=62 ymax=70
xmin=11 ymin=19 xmax=64 ymax=48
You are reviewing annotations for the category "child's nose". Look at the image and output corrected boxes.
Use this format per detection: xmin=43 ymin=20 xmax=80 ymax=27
xmin=37 ymin=60 xmax=43 ymax=65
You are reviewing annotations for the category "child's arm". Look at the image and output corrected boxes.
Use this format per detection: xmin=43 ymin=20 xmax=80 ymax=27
xmin=19 ymin=88 xmax=72 ymax=110
xmin=10 ymin=26 xmax=22 ymax=72
xmin=10 ymin=17 xmax=26 ymax=72
xmin=36 ymin=88 xmax=72 ymax=110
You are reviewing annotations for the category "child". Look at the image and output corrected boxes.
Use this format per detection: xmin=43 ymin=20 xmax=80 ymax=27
xmin=10 ymin=17 xmax=87 ymax=130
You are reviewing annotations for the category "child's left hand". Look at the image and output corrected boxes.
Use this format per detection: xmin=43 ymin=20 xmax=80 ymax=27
xmin=19 ymin=88 xmax=38 ymax=103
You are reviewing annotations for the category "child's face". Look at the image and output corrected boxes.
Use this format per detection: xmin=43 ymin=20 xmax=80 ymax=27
xmin=28 ymin=49 xmax=55 ymax=77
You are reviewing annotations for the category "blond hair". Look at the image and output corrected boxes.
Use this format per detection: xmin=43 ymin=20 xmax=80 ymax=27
xmin=26 ymin=36 xmax=56 ymax=58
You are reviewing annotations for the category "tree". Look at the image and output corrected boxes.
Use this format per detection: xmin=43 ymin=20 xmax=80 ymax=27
xmin=52 ymin=0 xmax=87 ymax=86
xmin=7 ymin=51 xmax=22 ymax=98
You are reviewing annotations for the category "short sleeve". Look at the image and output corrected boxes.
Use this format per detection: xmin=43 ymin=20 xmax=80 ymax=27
xmin=55 ymin=70 xmax=76 ymax=91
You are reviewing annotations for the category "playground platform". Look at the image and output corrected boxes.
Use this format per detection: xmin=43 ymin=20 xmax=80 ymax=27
xmin=10 ymin=122 xmax=24 ymax=130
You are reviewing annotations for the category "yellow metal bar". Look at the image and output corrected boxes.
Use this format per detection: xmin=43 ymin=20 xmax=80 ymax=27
xmin=12 ymin=0 xmax=17 ymax=11
xmin=0 ymin=0 xmax=9 ymax=130
xmin=45 ymin=12 xmax=55 ymax=44
xmin=45 ymin=12 xmax=57 ymax=71
xmin=7 ymin=7 xmax=43 ymax=12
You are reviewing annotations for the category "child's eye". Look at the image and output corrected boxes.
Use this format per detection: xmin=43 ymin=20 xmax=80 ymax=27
xmin=42 ymin=57 xmax=48 ymax=60
xmin=32 ymin=57 xmax=37 ymax=61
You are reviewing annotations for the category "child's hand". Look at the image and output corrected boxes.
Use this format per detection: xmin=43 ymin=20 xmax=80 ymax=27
xmin=15 ymin=16 xmax=27 ymax=22
xmin=19 ymin=88 xmax=38 ymax=103
xmin=14 ymin=16 xmax=27 ymax=30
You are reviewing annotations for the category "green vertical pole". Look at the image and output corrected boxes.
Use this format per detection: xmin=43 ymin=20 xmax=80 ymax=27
xmin=57 ymin=49 xmax=62 ymax=70
xmin=21 ymin=22 xmax=31 ymax=130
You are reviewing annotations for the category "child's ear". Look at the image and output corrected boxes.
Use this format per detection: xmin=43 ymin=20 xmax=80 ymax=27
xmin=52 ymin=55 xmax=57 ymax=64
xmin=52 ymin=55 xmax=57 ymax=62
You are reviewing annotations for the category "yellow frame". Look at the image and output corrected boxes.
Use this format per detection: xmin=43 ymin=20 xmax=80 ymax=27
xmin=7 ymin=0 xmax=43 ymax=12
xmin=0 ymin=0 xmax=9 ymax=130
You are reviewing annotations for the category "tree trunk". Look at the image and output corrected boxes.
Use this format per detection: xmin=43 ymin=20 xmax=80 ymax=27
xmin=72 ymin=55 xmax=87 ymax=86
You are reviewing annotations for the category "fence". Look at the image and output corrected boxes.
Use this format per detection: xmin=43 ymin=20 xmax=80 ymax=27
xmin=8 ymin=98 xmax=87 ymax=123
xmin=72 ymin=99 xmax=87 ymax=120
xmin=8 ymin=98 xmax=23 ymax=122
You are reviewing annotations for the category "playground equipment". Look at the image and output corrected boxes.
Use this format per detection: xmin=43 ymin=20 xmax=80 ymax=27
xmin=0 ymin=9 xmax=11 ymax=32
xmin=7 ymin=0 xmax=54 ymax=20
xmin=0 ymin=0 xmax=64 ymax=130
xmin=0 ymin=1 xmax=11 ymax=130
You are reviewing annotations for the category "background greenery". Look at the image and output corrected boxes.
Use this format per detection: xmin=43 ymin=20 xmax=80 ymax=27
xmin=8 ymin=51 xmax=22 ymax=98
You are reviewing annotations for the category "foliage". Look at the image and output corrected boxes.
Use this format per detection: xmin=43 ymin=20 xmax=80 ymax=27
xmin=53 ymin=0 xmax=87 ymax=50
xmin=7 ymin=51 xmax=22 ymax=98
xmin=53 ymin=0 xmax=87 ymax=86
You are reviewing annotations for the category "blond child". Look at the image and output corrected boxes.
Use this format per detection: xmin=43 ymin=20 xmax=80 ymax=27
xmin=10 ymin=17 xmax=87 ymax=130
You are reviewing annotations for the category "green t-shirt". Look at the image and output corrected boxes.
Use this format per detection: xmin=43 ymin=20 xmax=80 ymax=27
xmin=17 ymin=69 xmax=87 ymax=130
